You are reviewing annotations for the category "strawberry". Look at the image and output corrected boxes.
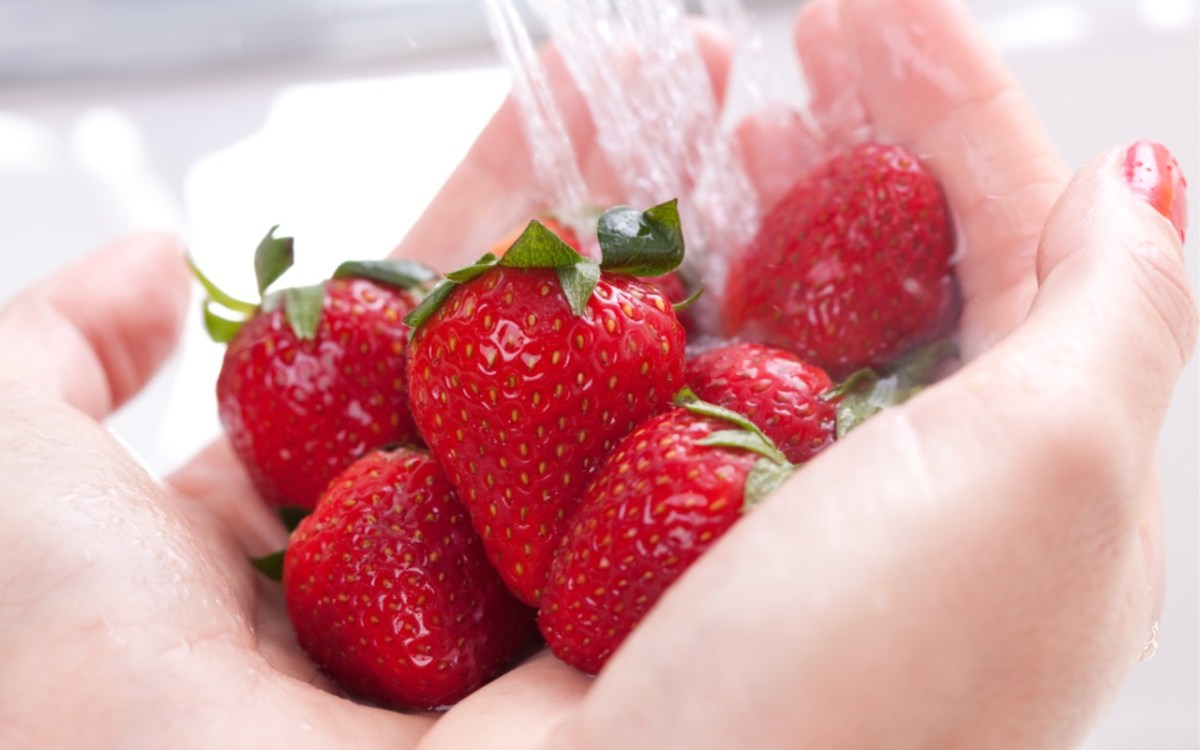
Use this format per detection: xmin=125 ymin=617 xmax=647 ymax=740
xmin=686 ymin=342 xmax=837 ymax=463
xmin=404 ymin=201 xmax=688 ymax=605
xmin=538 ymin=391 xmax=794 ymax=674
xmin=192 ymin=228 xmax=436 ymax=510
xmin=723 ymin=143 xmax=957 ymax=378
xmin=283 ymin=447 xmax=534 ymax=709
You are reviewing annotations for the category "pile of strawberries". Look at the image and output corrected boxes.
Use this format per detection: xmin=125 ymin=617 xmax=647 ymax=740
xmin=195 ymin=142 xmax=958 ymax=709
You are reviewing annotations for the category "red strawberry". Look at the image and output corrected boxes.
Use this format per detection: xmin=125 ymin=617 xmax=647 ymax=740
xmin=538 ymin=393 xmax=793 ymax=674
xmin=283 ymin=447 xmax=534 ymax=709
xmin=405 ymin=201 xmax=689 ymax=605
xmin=723 ymin=143 xmax=957 ymax=377
xmin=686 ymin=342 xmax=837 ymax=463
xmin=194 ymin=228 xmax=436 ymax=510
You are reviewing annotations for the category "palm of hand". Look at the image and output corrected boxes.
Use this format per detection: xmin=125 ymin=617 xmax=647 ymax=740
xmin=1 ymin=1 xmax=1192 ymax=748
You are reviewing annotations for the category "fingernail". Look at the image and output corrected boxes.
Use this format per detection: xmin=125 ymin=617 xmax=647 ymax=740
xmin=1125 ymin=140 xmax=1188 ymax=243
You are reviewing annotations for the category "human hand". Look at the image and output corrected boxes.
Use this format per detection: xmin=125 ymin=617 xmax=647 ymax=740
xmin=398 ymin=0 xmax=1195 ymax=748
xmin=0 ymin=236 xmax=437 ymax=748
xmin=1 ymin=0 xmax=1192 ymax=748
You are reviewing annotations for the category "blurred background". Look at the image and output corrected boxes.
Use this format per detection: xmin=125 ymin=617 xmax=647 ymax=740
xmin=0 ymin=0 xmax=1195 ymax=746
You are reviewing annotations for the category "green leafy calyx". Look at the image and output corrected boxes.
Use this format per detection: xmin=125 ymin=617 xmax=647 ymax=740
xmin=673 ymin=387 xmax=794 ymax=510
xmin=404 ymin=199 xmax=687 ymax=331
xmin=826 ymin=339 xmax=959 ymax=438
xmin=332 ymin=258 xmax=439 ymax=290
xmin=254 ymin=225 xmax=295 ymax=296
xmin=597 ymin=199 xmax=684 ymax=277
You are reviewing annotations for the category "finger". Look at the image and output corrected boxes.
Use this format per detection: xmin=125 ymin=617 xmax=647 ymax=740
xmin=1022 ymin=142 xmax=1195 ymax=443
xmin=392 ymin=21 xmax=734 ymax=269
xmin=542 ymin=145 xmax=1194 ymax=749
xmin=418 ymin=650 xmax=591 ymax=750
xmin=0 ymin=232 xmax=190 ymax=419
xmin=826 ymin=0 xmax=1070 ymax=355
xmin=732 ymin=105 xmax=826 ymax=213
xmin=792 ymin=0 xmax=869 ymax=149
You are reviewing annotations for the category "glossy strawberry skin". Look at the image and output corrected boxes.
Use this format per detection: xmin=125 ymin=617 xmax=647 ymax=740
xmin=686 ymin=342 xmax=837 ymax=463
xmin=724 ymin=143 xmax=957 ymax=378
xmin=283 ymin=447 xmax=534 ymax=709
xmin=538 ymin=408 xmax=759 ymax=674
xmin=406 ymin=268 xmax=686 ymax=605
xmin=217 ymin=277 xmax=421 ymax=510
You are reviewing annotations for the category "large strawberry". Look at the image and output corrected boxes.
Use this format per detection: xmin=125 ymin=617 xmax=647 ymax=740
xmin=686 ymin=342 xmax=837 ymax=463
xmin=283 ymin=447 xmax=534 ymax=709
xmin=405 ymin=201 xmax=688 ymax=605
xmin=193 ymin=228 xmax=435 ymax=511
xmin=538 ymin=391 xmax=794 ymax=674
xmin=724 ymin=143 xmax=957 ymax=377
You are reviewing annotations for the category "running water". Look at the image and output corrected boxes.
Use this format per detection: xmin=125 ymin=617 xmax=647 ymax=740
xmin=482 ymin=0 xmax=590 ymax=226
xmin=484 ymin=0 xmax=772 ymax=319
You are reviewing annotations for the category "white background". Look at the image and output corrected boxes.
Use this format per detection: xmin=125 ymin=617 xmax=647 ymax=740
xmin=0 ymin=0 xmax=1195 ymax=746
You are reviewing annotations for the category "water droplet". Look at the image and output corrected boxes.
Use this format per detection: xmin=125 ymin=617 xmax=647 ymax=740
xmin=1138 ymin=620 xmax=1159 ymax=662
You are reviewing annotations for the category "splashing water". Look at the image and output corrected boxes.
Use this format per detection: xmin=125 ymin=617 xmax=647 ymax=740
xmin=485 ymin=0 xmax=770 ymax=319
xmin=1138 ymin=620 xmax=1159 ymax=662
xmin=482 ymin=0 xmax=589 ymax=223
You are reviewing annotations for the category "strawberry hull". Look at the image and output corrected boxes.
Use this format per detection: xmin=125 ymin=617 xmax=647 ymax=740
xmin=406 ymin=268 xmax=686 ymax=605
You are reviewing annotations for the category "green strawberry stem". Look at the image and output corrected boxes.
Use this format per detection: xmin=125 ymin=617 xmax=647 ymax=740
xmin=404 ymin=199 xmax=685 ymax=330
xmin=186 ymin=256 xmax=258 ymax=316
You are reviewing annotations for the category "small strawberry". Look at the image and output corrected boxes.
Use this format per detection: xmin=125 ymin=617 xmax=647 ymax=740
xmin=724 ymin=143 xmax=958 ymax=377
xmin=538 ymin=391 xmax=794 ymax=674
xmin=686 ymin=342 xmax=837 ymax=463
xmin=283 ymin=447 xmax=534 ymax=709
xmin=405 ymin=201 xmax=688 ymax=605
xmin=193 ymin=228 xmax=436 ymax=510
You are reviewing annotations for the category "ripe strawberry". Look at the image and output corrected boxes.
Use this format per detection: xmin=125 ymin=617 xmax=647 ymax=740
xmin=405 ymin=201 xmax=688 ymax=605
xmin=723 ymin=143 xmax=957 ymax=377
xmin=283 ymin=447 xmax=534 ymax=709
xmin=686 ymin=342 xmax=837 ymax=463
xmin=193 ymin=228 xmax=436 ymax=510
xmin=538 ymin=392 xmax=793 ymax=674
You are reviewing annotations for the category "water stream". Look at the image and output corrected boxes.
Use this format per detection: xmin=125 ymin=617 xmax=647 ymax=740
xmin=485 ymin=0 xmax=771 ymax=314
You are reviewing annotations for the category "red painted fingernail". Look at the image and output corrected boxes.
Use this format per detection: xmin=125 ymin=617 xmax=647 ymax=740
xmin=1125 ymin=140 xmax=1188 ymax=243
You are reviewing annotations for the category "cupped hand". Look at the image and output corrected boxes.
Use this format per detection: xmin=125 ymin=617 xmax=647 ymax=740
xmin=401 ymin=0 xmax=1196 ymax=748
xmin=0 ymin=237 xmax=435 ymax=748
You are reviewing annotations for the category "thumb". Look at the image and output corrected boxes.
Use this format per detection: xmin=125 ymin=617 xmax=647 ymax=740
xmin=1020 ymin=141 xmax=1195 ymax=452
